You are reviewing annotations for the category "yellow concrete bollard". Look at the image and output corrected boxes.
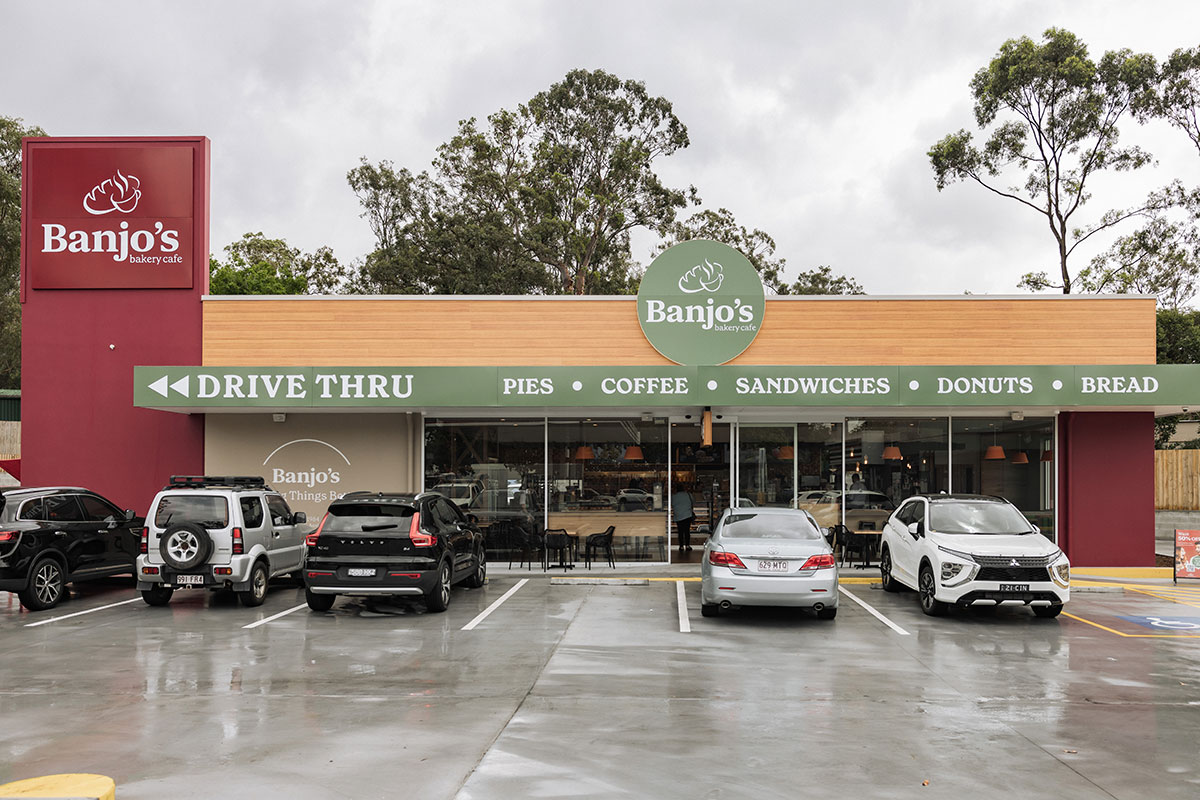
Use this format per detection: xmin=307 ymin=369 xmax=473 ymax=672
xmin=0 ymin=774 xmax=115 ymax=800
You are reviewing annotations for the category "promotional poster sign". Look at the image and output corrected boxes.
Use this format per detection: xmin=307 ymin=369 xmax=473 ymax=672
xmin=1174 ymin=529 xmax=1200 ymax=583
xmin=637 ymin=240 xmax=765 ymax=365
xmin=22 ymin=140 xmax=199 ymax=289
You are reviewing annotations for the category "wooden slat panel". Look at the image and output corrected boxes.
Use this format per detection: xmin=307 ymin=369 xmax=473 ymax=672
xmin=202 ymin=296 xmax=1157 ymax=367
xmin=1156 ymin=450 xmax=1200 ymax=511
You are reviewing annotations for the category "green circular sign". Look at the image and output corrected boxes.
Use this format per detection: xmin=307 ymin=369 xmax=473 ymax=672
xmin=637 ymin=240 xmax=765 ymax=365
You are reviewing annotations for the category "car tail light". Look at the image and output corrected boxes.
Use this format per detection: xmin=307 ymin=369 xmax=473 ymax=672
xmin=307 ymin=571 xmax=334 ymax=578
xmin=305 ymin=514 xmax=329 ymax=547
xmin=409 ymin=512 xmax=436 ymax=547
xmin=0 ymin=530 xmax=18 ymax=543
xmin=388 ymin=572 xmax=421 ymax=578
xmin=709 ymin=550 xmax=747 ymax=569
xmin=232 ymin=527 xmax=244 ymax=555
xmin=214 ymin=567 xmax=233 ymax=576
xmin=141 ymin=566 xmax=159 ymax=575
xmin=139 ymin=527 xmax=149 ymax=555
xmin=800 ymin=554 xmax=836 ymax=570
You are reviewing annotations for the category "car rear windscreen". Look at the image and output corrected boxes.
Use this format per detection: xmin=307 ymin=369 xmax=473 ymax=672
xmin=154 ymin=495 xmax=230 ymax=529
xmin=929 ymin=501 xmax=1033 ymax=535
xmin=721 ymin=513 xmax=822 ymax=540
xmin=325 ymin=503 xmax=416 ymax=533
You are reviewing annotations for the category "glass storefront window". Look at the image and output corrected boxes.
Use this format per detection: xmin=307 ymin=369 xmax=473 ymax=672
xmin=548 ymin=419 xmax=669 ymax=562
xmin=738 ymin=423 xmax=843 ymax=510
xmin=951 ymin=417 xmax=1056 ymax=542
xmin=844 ymin=418 xmax=948 ymax=507
xmin=671 ymin=421 xmax=732 ymax=559
xmin=424 ymin=419 xmax=546 ymax=564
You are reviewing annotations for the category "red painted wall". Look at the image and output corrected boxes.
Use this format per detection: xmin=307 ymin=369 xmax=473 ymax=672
xmin=20 ymin=138 xmax=208 ymax=516
xmin=1059 ymin=411 xmax=1155 ymax=567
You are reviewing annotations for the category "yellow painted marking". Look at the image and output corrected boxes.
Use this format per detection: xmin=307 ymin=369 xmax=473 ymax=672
xmin=1063 ymin=612 xmax=1200 ymax=638
xmin=1073 ymin=567 xmax=1173 ymax=579
xmin=0 ymin=773 xmax=115 ymax=799
xmin=1124 ymin=587 xmax=1200 ymax=610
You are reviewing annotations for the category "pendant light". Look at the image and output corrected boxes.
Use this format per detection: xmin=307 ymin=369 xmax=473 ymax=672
xmin=623 ymin=445 xmax=644 ymax=461
xmin=984 ymin=426 xmax=1005 ymax=460
xmin=1011 ymin=451 xmax=1029 ymax=464
xmin=1041 ymin=449 xmax=1053 ymax=462
xmin=882 ymin=445 xmax=902 ymax=461
xmin=574 ymin=445 xmax=595 ymax=460
xmin=778 ymin=445 xmax=795 ymax=460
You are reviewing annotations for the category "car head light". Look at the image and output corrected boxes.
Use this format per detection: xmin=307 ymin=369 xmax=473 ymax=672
xmin=1050 ymin=551 xmax=1070 ymax=587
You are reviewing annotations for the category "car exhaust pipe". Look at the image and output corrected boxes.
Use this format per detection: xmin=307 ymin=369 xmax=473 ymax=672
xmin=813 ymin=602 xmax=824 ymax=612
xmin=719 ymin=600 xmax=732 ymax=610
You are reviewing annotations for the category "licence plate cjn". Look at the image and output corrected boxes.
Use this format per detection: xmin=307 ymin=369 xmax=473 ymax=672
xmin=999 ymin=583 xmax=1030 ymax=592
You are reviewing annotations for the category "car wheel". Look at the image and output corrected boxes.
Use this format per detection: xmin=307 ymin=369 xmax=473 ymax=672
xmin=816 ymin=606 xmax=838 ymax=620
xmin=239 ymin=562 xmax=269 ymax=607
xmin=159 ymin=522 xmax=213 ymax=571
xmin=701 ymin=602 xmax=720 ymax=617
xmin=1033 ymin=603 xmax=1064 ymax=619
xmin=879 ymin=548 xmax=900 ymax=592
xmin=425 ymin=560 xmax=452 ymax=612
xmin=918 ymin=565 xmax=947 ymax=616
xmin=306 ymin=588 xmax=335 ymax=612
xmin=464 ymin=552 xmax=486 ymax=589
xmin=141 ymin=585 xmax=174 ymax=606
xmin=18 ymin=557 xmax=66 ymax=611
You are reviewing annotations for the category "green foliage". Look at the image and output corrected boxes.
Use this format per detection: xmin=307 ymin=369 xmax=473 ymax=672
xmin=1077 ymin=182 xmax=1200 ymax=308
xmin=1137 ymin=45 xmax=1200 ymax=155
xmin=785 ymin=265 xmax=866 ymax=296
xmin=209 ymin=232 xmax=346 ymax=295
xmin=1155 ymin=309 xmax=1200 ymax=446
xmin=0 ymin=116 xmax=46 ymax=389
xmin=349 ymin=68 xmax=692 ymax=295
xmin=658 ymin=208 xmax=789 ymax=292
xmin=929 ymin=28 xmax=1158 ymax=294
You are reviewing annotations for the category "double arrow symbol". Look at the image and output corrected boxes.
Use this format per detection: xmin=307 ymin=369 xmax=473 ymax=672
xmin=148 ymin=375 xmax=190 ymax=398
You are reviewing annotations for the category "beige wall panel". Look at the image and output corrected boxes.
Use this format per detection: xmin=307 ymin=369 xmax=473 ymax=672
xmin=203 ymin=297 xmax=1157 ymax=367
xmin=204 ymin=413 xmax=419 ymax=520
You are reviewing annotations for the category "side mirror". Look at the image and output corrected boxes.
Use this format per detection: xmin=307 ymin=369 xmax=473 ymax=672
xmin=907 ymin=521 xmax=923 ymax=538
xmin=124 ymin=509 xmax=136 ymax=521
xmin=291 ymin=511 xmax=307 ymax=525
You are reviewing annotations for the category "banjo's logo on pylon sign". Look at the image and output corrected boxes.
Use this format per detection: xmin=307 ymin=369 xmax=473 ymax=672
xmin=23 ymin=141 xmax=198 ymax=289
xmin=637 ymin=240 xmax=765 ymax=365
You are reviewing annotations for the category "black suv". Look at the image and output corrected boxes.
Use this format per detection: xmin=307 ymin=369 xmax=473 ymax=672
xmin=303 ymin=491 xmax=486 ymax=612
xmin=0 ymin=487 xmax=142 ymax=611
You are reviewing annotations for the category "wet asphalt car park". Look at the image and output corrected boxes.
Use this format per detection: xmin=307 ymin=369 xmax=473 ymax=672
xmin=3 ymin=570 xmax=1200 ymax=799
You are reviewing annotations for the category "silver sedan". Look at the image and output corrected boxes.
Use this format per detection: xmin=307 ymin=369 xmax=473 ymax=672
xmin=700 ymin=507 xmax=839 ymax=619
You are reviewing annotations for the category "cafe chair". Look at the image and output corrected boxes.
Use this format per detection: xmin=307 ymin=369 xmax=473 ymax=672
xmin=839 ymin=528 xmax=873 ymax=569
xmin=584 ymin=526 xmax=616 ymax=569
xmin=543 ymin=528 xmax=574 ymax=571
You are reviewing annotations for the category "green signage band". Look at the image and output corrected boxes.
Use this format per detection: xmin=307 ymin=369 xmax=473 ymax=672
xmin=637 ymin=240 xmax=766 ymax=365
xmin=135 ymin=365 xmax=1200 ymax=410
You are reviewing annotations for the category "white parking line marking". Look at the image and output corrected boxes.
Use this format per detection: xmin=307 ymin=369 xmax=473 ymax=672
xmin=676 ymin=580 xmax=691 ymax=633
xmin=838 ymin=586 xmax=911 ymax=636
xmin=24 ymin=597 xmax=142 ymax=627
xmin=242 ymin=603 xmax=307 ymax=629
xmin=462 ymin=579 xmax=529 ymax=631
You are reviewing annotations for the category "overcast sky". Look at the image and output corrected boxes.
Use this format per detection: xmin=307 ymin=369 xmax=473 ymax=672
xmin=4 ymin=0 xmax=1199 ymax=295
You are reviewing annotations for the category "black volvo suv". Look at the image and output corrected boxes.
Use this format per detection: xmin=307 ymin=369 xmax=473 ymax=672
xmin=0 ymin=486 xmax=142 ymax=611
xmin=303 ymin=491 xmax=486 ymax=612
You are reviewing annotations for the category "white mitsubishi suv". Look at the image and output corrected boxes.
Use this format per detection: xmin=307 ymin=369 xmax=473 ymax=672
xmin=878 ymin=494 xmax=1069 ymax=618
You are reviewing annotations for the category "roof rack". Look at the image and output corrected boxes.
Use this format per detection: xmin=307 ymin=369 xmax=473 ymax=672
xmin=166 ymin=475 xmax=269 ymax=490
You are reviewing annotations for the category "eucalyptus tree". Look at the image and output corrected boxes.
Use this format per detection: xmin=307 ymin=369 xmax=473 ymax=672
xmin=928 ymin=28 xmax=1160 ymax=294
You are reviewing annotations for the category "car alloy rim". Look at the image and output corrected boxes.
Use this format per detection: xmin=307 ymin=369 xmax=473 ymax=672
xmin=253 ymin=567 xmax=267 ymax=598
xmin=440 ymin=564 xmax=451 ymax=605
xmin=168 ymin=531 xmax=199 ymax=562
xmin=35 ymin=563 xmax=62 ymax=604
xmin=881 ymin=553 xmax=891 ymax=582
xmin=920 ymin=571 xmax=935 ymax=607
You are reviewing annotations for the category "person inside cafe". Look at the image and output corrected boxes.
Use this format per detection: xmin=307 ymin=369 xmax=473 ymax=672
xmin=673 ymin=486 xmax=696 ymax=552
